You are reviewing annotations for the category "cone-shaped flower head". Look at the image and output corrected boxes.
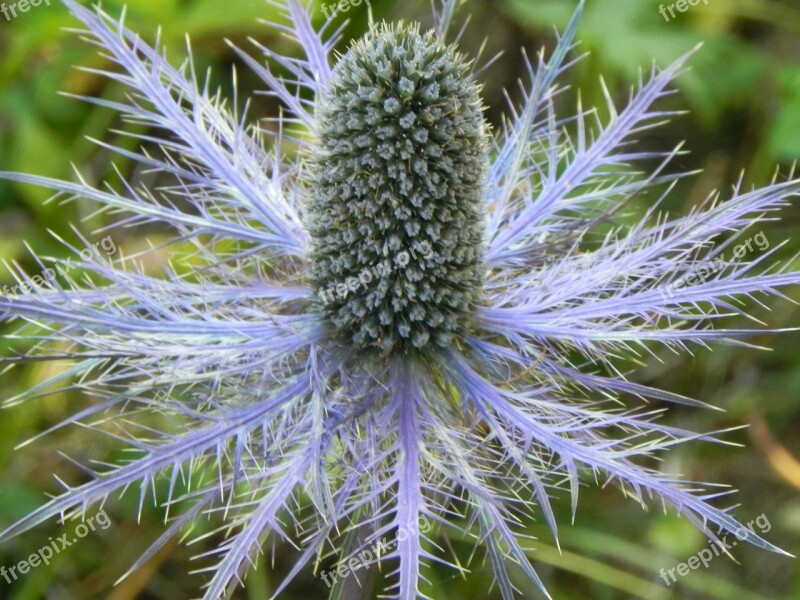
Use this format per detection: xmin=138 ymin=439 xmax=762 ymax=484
xmin=308 ymin=24 xmax=489 ymax=353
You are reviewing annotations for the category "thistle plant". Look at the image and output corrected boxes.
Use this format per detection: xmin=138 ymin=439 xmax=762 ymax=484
xmin=1 ymin=0 xmax=799 ymax=598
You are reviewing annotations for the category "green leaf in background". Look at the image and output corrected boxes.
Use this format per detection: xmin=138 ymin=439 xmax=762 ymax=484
xmin=768 ymin=65 xmax=800 ymax=161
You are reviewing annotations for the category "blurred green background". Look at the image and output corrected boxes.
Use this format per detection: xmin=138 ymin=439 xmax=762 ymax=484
xmin=1 ymin=0 xmax=799 ymax=598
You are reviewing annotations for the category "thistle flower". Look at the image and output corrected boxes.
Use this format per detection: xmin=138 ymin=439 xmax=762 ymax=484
xmin=308 ymin=23 xmax=489 ymax=352
xmin=1 ymin=0 xmax=799 ymax=598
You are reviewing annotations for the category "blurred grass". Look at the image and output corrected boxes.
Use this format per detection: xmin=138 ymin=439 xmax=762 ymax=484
xmin=1 ymin=0 xmax=799 ymax=598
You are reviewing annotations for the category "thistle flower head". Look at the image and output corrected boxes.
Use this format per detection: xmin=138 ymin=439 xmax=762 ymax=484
xmin=1 ymin=1 xmax=799 ymax=599
xmin=308 ymin=23 xmax=488 ymax=353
